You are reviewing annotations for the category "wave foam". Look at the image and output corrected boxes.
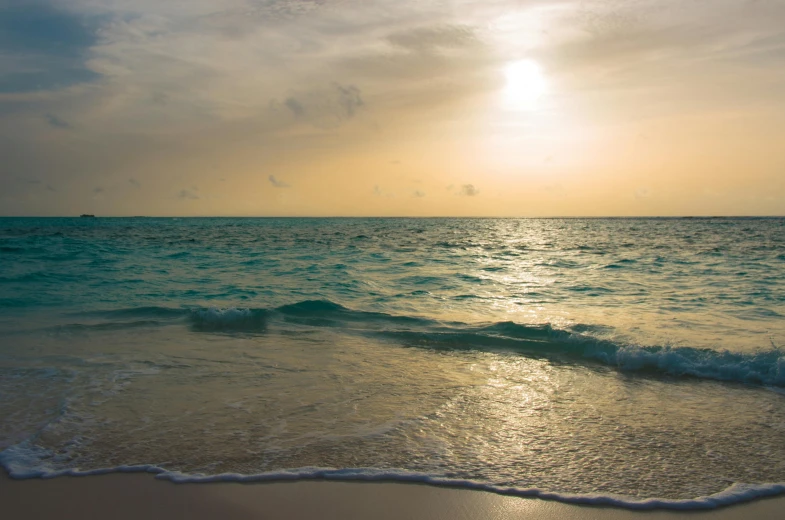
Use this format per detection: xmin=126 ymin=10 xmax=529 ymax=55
xmin=189 ymin=307 xmax=269 ymax=331
xmin=1 ymin=442 xmax=782 ymax=511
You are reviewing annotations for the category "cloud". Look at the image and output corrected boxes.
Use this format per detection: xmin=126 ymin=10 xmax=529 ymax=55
xmin=93 ymin=186 xmax=104 ymax=194
xmin=129 ymin=178 xmax=141 ymax=188
xmin=178 ymin=188 xmax=199 ymax=200
xmin=459 ymin=184 xmax=479 ymax=197
xmin=387 ymin=24 xmax=478 ymax=51
xmin=45 ymin=113 xmax=70 ymax=129
xmin=269 ymin=175 xmax=290 ymax=188
xmin=271 ymin=83 xmax=365 ymax=129
xmin=413 ymin=190 xmax=425 ymax=198
xmin=545 ymin=0 xmax=785 ymax=114
xmin=284 ymin=97 xmax=305 ymax=117
xmin=334 ymin=83 xmax=363 ymax=118
xmin=335 ymin=22 xmax=491 ymax=103
xmin=0 ymin=2 xmax=101 ymax=93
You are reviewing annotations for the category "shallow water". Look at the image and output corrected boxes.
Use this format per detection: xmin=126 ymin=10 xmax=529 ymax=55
xmin=1 ymin=217 xmax=784 ymax=506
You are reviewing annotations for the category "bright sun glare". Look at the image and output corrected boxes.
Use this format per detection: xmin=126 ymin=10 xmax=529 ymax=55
xmin=504 ymin=60 xmax=547 ymax=110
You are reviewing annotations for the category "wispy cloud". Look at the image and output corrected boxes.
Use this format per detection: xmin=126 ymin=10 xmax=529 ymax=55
xmin=178 ymin=188 xmax=199 ymax=200
xmin=270 ymin=83 xmax=366 ymax=129
xmin=269 ymin=175 xmax=290 ymax=188
xmin=284 ymin=98 xmax=305 ymax=117
xmin=45 ymin=114 xmax=71 ymax=129
xmin=334 ymin=83 xmax=363 ymax=118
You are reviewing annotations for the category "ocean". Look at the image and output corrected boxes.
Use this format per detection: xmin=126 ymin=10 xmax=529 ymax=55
xmin=1 ymin=217 xmax=784 ymax=509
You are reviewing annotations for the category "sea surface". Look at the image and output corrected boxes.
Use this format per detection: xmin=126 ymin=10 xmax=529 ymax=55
xmin=1 ymin=217 xmax=784 ymax=508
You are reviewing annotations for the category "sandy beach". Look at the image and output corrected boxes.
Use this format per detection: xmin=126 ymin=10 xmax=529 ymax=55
xmin=1 ymin=473 xmax=784 ymax=520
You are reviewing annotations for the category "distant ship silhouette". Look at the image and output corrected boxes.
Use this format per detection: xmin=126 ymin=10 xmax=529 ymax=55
xmin=80 ymin=214 xmax=96 ymax=218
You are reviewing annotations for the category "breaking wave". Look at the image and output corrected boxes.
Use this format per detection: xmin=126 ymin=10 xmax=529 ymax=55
xmin=56 ymin=300 xmax=785 ymax=387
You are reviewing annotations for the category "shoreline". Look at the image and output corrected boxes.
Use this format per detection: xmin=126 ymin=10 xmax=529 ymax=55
xmin=3 ymin=473 xmax=785 ymax=520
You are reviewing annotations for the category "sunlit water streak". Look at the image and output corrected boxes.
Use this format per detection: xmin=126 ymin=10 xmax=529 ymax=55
xmin=1 ymin=217 xmax=784 ymax=505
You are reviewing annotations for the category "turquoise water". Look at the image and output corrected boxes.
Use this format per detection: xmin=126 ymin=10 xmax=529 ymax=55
xmin=1 ymin=217 xmax=784 ymax=506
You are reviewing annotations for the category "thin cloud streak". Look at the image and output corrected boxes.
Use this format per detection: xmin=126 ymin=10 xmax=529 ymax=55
xmin=269 ymin=175 xmax=290 ymax=188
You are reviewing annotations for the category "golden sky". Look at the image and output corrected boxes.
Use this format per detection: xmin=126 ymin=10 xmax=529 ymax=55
xmin=1 ymin=0 xmax=784 ymax=216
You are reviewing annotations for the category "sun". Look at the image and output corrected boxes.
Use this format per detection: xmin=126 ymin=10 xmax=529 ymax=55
xmin=503 ymin=60 xmax=547 ymax=110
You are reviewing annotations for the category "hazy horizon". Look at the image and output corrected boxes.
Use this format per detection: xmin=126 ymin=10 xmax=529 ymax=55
xmin=2 ymin=0 xmax=784 ymax=217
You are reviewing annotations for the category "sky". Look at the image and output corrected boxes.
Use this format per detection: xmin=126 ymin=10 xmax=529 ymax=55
xmin=1 ymin=0 xmax=784 ymax=217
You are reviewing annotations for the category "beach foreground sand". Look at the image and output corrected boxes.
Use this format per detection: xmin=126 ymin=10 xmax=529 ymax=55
xmin=2 ymin=473 xmax=784 ymax=519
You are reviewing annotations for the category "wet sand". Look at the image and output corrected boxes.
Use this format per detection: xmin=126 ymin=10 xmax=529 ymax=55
xmin=2 ymin=473 xmax=784 ymax=519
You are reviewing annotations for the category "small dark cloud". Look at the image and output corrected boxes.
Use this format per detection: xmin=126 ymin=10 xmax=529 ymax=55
xmin=178 ymin=188 xmax=199 ymax=200
xmin=45 ymin=184 xmax=57 ymax=192
xmin=459 ymin=184 xmax=479 ymax=197
xmin=284 ymin=97 xmax=305 ymax=117
xmin=129 ymin=178 xmax=141 ymax=188
xmin=93 ymin=186 xmax=105 ymax=194
xmin=334 ymin=83 xmax=363 ymax=118
xmin=390 ymin=160 xmax=401 ymax=165
xmin=413 ymin=190 xmax=425 ymax=198
xmin=446 ymin=184 xmax=454 ymax=192
xmin=269 ymin=175 xmax=290 ymax=188
xmin=45 ymin=113 xmax=71 ymax=129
